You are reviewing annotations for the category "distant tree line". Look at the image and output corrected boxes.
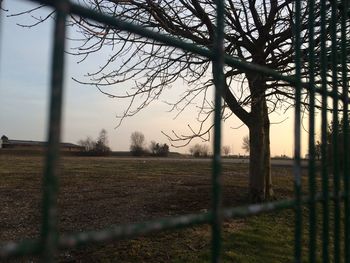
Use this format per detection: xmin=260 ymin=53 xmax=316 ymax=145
xmin=129 ymin=132 xmax=235 ymax=158
xmin=78 ymin=130 xmax=250 ymax=159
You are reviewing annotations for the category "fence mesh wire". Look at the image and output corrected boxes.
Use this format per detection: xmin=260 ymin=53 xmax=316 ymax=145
xmin=0 ymin=0 xmax=349 ymax=262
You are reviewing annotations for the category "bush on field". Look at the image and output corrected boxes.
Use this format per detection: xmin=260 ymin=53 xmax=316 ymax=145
xmin=150 ymin=141 xmax=169 ymax=157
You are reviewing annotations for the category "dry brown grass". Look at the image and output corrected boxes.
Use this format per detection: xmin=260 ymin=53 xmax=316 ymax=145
xmin=0 ymin=155 xmax=298 ymax=262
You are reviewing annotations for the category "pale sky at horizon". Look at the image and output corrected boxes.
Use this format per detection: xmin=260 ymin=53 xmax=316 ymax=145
xmin=0 ymin=0 xmax=309 ymax=157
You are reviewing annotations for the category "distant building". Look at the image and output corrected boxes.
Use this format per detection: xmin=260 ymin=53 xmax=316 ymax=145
xmin=0 ymin=135 xmax=84 ymax=152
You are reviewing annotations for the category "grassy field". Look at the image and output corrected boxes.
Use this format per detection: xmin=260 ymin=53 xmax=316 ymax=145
xmin=0 ymin=155 xmax=335 ymax=262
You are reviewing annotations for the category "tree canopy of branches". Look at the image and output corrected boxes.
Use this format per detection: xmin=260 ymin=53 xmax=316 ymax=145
xmin=15 ymin=0 xmax=349 ymax=200
xmin=130 ymin=131 xmax=145 ymax=156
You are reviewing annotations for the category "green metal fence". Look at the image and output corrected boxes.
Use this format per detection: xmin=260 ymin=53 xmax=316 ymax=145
xmin=0 ymin=0 xmax=349 ymax=262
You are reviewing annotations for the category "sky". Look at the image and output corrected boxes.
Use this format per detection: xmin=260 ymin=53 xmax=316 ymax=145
xmin=0 ymin=0 xmax=308 ymax=156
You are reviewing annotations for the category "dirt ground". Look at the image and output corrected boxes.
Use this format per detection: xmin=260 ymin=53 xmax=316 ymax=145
xmin=0 ymin=155 xmax=296 ymax=262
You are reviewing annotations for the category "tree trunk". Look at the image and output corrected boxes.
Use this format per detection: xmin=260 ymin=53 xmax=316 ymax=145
xmin=263 ymin=100 xmax=274 ymax=200
xmin=247 ymin=74 xmax=274 ymax=202
xmin=249 ymin=114 xmax=266 ymax=202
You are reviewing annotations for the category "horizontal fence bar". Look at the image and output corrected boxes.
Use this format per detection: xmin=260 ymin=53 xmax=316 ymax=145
xmin=1 ymin=192 xmax=346 ymax=259
xmin=0 ymin=239 xmax=41 ymax=259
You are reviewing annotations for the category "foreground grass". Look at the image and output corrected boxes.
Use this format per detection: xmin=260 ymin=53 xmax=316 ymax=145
xmin=78 ymin=212 xmax=296 ymax=263
xmin=223 ymin=213 xmax=294 ymax=263
xmin=0 ymin=155 xmax=342 ymax=262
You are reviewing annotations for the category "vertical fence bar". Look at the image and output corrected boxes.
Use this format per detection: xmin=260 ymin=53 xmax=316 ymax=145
xmin=307 ymin=0 xmax=317 ymax=260
xmin=330 ymin=1 xmax=340 ymax=262
xmin=340 ymin=0 xmax=350 ymax=261
xmin=293 ymin=0 xmax=303 ymax=261
xmin=211 ymin=0 xmax=225 ymax=262
xmin=320 ymin=0 xmax=329 ymax=261
xmin=41 ymin=1 xmax=68 ymax=261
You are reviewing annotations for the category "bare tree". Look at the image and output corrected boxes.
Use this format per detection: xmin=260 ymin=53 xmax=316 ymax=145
xmin=78 ymin=130 xmax=111 ymax=155
xmin=130 ymin=131 xmax=145 ymax=156
xmin=149 ymin=141 xmax=157 ymax=155
xmin=95 ymin=129 xmax=111 ymax=154
xmin=242 ymin=135 xmax=250 ymax=154
xmin=222 ymin=145 xmax=231 ymax=156
xmin=78 ymin=136 xmax=95 ymax=152
xmin=13 ymin=0 xmax=346 ymax=200
xmin=189 ymin=144 xmax=209 ymax=157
